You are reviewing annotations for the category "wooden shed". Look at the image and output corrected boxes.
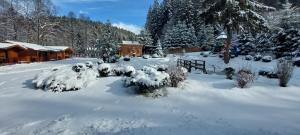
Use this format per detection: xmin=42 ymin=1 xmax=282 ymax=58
xmin=45 ymin=46 xmax=74 ymax=60
xmin=0 ymin=43 xmax=27 ymax=64
xmin=119 ymin=41 xmax=144 ymax=57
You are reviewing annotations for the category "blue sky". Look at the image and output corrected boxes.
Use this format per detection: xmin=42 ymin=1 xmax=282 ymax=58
xmin=52 ymin=0 xmax=154 ymax=34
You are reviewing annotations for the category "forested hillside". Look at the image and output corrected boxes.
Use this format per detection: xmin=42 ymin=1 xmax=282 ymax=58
xmin=0 ymin=0 xmax=137 ymax=57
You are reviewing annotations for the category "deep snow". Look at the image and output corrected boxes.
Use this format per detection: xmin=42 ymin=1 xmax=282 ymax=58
xmin=0 ymin=54 xmax=300 ymax=135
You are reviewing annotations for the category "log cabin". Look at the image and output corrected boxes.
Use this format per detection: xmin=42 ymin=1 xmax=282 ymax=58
xmin=119 ymin=41 xmax=144 ymax=57
xmin=0 ymin=41 xmax=73 ymax=65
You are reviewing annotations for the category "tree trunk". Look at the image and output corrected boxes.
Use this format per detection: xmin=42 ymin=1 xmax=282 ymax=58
xmin=224 ymin=26 xmax=232 ymax=64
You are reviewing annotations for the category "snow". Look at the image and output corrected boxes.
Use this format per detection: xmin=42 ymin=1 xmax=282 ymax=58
xmin=6 ymin=40 xmax=51 ymax=51
xmin=121 ymin=41 xmax=141 ymax=45
xmin=216 ymin=32 xmax=227 ymax=39
xmin=45 ymin=46 xmax=71 ymax=51
xmin=0 ymin=43 xmax=23 ymax=49
xmin=0 ymin=55 xmax=300 ymax=135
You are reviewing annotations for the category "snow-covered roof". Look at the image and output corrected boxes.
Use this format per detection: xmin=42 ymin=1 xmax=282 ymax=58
xmin=0 ymin=42 xmax=26 ymax=49
xmin=216 ymin=32 xmax=227 ymax=39
xmin=45 ymin=46 xmax=72 ymax=52
xmin=121 ymin=41 xmax=142 ymax=45
xmin=6 ymin=40 xmax=49 ymax=51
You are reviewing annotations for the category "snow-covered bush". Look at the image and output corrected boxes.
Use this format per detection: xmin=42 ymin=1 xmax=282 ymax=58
xmin=98 ymin=63 xmax=111 ymax=77
xmin=72 ymin=63 xmax=86 ymax=73
xmin=262 ymin=56 xmax=272 ymax=62
xmin=97 ymin=59 xmax=104 ymax=65
xmin=85 ymin=61 xmax=93 ymax=69
xmin=294 ymin=58 xmax=300 ymax=67
xmin=125 ymin=66 xmax=170 ymax=94
xmin=277 ymin=59 xmax=294 ymax=87
xmin=254 ymin=54 xmax=262 ymax=61
xmin=167 ymin=66 xmax=188 ymax=87
xmin=124 ymin=66 xmax=136 ymax=77
xmin=143 ymin=55 xmax=150 ymax=59
xmin=113 ymin=66 xmax=124 ymax=76
xmin=259 ymin=70 xmax=278 ymax=79
xmin=245 ymin=55 xmax=253 ymax=61
xmin=33 ymin=67 xmax=98 ymax=92
xmin=157 ymin=65 xmax=168 ymax=72
xmin=236 ymin=68 xmax=255 ymax=88
xmin=152 ymin=54 xmax=161 ymax=58
xmin=123 ymin=56 xmax=130 ymax=61
xmin=224 ymin=67 xmax=235 ymax=80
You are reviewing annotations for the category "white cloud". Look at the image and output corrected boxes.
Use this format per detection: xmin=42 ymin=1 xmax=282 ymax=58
xmin=79 ymin=10 xmax=89 ymax=15
xmin=112 ymin=22 xmax=142 ymax=35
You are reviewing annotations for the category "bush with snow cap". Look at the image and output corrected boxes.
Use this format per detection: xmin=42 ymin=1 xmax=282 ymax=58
xmin=157 ymin=64 xmax=168 ymax=72
xmin=97 ymin=59 xmax=104 ymax=65
xmin=123 ymin=56 xmax=131 ymax=61
xmin=254 ymin=54 xmax=262 ymax=61
xmin=98 ymin=63 xmax=111 ymax=77
xmin=113 ymin=66 xmax=124 ymax=76
xmin=72 ymin=63 xmax=86 ymax=73
xmin=262 ymin=56 xmax=272 ymax=62
xmin=236 ymin=68 xmax=255 ymax=88
xmin=33 ymin=66 xmax=98 ymax=92
xmin=85 ymin=61 xmax=94 ymax=69
xmin=124 ymin=66 xmax=136 ymax=77
xmin=245 ymin=55 xmax=253 ymax=61
xmin=125 ymin=66 xmax=170 ymax=94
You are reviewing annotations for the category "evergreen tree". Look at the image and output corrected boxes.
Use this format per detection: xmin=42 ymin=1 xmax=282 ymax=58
xmin=162 ymin=21 xmax=197 ymax=48
xmin=237 ymin=32 xmax=255 ymax=55
xmin=202 ymin=0 xmax=275 ymax=64
xmin=138 ymin=30 xmax=153 ymax=46
xmin=197 ymin=24 xmax=216 ymax=50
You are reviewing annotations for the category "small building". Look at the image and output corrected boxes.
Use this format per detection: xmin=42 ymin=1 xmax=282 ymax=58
xmin=0 ymin=40 xmax=73 ymax=65
xmin=0 ymin=43 xmax=27 ymax=64
xmin=119 ymin=41 xmax=144 ymax=57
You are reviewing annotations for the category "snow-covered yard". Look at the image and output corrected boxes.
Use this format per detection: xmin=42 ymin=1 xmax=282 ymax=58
xmin=0 ymin=54 xmax=300 ymax=135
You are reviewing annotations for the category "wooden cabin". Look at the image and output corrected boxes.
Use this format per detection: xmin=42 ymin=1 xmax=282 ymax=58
xmin=119 ymin=41 xmax=144 ymax=57
xmin=0 ymin=41 xmax=73 ymax=65
xmin=0 ymin=43 xmax=27 ymax=64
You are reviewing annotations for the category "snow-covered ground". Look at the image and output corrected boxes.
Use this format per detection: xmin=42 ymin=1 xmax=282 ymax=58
xmin=0 ymin=54 xmax=300 ymax=135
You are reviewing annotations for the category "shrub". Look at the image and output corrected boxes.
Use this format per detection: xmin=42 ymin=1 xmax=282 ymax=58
xmin=98 ymin=63 xmax=111 ymax=77
xmin=224 ymin=67 xmax=235 ymax=80
xmin=33 ymin=66 xmax=98 ymax=92
xmin=236 ymin=68 xmax=255 ymax=88
xmin=97 ymin=59 xmax=104 ymax=65
xmin=124 ymin=66 xmax=136 ymax=77
xmin=113 ymin=66 xmax=124 ymax=76
xmin=262 ymin=56 xmax=272 ymax=62
xmin=259 ymin=70 xmax=278 ymax=79
xmin=294 ymin=59 xmax=300 ymax=67
xmin=72 ymin=63 xmax=86 ymax=73
xmin=167 ymin=66 xmax=188 ymax=87
xmin=245 ymin=55 xmax=253 ymax=61
xmin=124 ymin=56 xmax=130 ymax=61
xmin=277 ymin=59 xmax=294 ymax=87
xmin=143 ymin=55 xmax=150 ymax=59
xmin=85 ymin=61 xmax=93 ymax=69
xmin=157 ymin=65 xmax=168 ymax=72
xmin=254 ymin=54 xmax=262 ymax=61
xmin=125 ymin=66 xmax=170 ymax=94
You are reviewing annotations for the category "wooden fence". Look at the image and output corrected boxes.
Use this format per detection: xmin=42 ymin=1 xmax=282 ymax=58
xmin=177 ymin=59 xmax=207 ymax=73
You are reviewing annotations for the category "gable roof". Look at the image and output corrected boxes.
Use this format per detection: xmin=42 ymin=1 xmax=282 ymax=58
xmin=0 ymin=42 xmax=26 ymax=50
xmin=45 ymin=46 xmax=72 ymax=52
xmin=121 ymin=41 xmax=142 ymax=45
xmin=6 ymin=40 xmax=50 ymax=51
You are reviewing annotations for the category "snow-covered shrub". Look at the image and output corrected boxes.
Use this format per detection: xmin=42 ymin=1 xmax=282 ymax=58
xmin=72 ymin=63 xmax=86 ymax=73
xmin=262 ymin=56 xmax=272 ymax=62
xmin=254 ymin=54 xmax=262 ymax=61
xmin=152 ymin=54 xmax=161 ymax=58
xmin=33 ymin=67 xmax=98 ymax=92
xmin=113 ymin=66 xmax=124 ymax=76
xmin=224 ymin=67 xmax=235 ymax=80
xmin=98 ymin=63 xmax=111 ymax=77
xmin=124 ymin=66 xmax=136 ymax=77
xmin=97 ymin=59 xmax=104 ymax=65
xmin=294 ymin=58 xmax=300 ymax=67
xmin=277 ymin=59 xmax=294 ymax=87
xmin=259 ymin=70 xmax=278 ymax=79
xmin=143 ymin=55 xmax=150 ymax=59
xmin=245 ymin=55 xmax=253 ymax=61
xmin=236 ymin=68 xmax=255 ymax=88
xmin=123 ymin=56 xmax=130 ymax=61
xmin=125 ymin=66 xmax=170 ymax=94
xmin=85 ymin=61 xmax=93 ymax=69
xmin=167 ymin=66 xmax=188 ymax=87
xmin=157 ymin=65 xmax=168 ymax=72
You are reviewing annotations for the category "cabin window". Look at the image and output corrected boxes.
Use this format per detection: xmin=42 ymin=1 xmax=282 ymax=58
xmin=0 ymin=52 xmax=6 ymax=60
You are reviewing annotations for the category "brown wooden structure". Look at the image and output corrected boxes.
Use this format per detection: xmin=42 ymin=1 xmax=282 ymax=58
xmin=177 ymin=59 xmax=207 ymax=73
xmin=0 ymin=41 xmax=73 ymax=65
xmin=119 ymin=41 xmax=144 ymax=57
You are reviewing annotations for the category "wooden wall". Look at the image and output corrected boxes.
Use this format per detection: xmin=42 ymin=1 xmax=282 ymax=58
xmin=119 ymin=45 xmax=143 ymax=57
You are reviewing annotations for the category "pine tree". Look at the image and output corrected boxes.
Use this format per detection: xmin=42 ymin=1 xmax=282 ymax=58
xmin=237 ymin=32 xmax=255 ymax=55
xmin=162 ymin=21 xmax=197 ymax=48
xmin=202 ymin=0 xmax=275 ymax=64
xmin=138 ymin=30 xmax=153 ymax=46
xmin=197 ymin=24 xmax=216 ymax=50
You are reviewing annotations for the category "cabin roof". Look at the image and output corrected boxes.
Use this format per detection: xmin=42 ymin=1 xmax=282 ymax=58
xmin=6 ymin=40 xmax=50 ymax=51
xmin=120 ymin=41 xmax=143 ymax=46
xmin=45 ymin=46 xmax=72 ymax=52
xmin=0 ymin=42 xmax=26 ymax=50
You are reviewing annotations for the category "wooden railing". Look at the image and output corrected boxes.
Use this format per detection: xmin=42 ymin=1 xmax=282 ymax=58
xmin=177 ymin=59 xmax=207 ymax=73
